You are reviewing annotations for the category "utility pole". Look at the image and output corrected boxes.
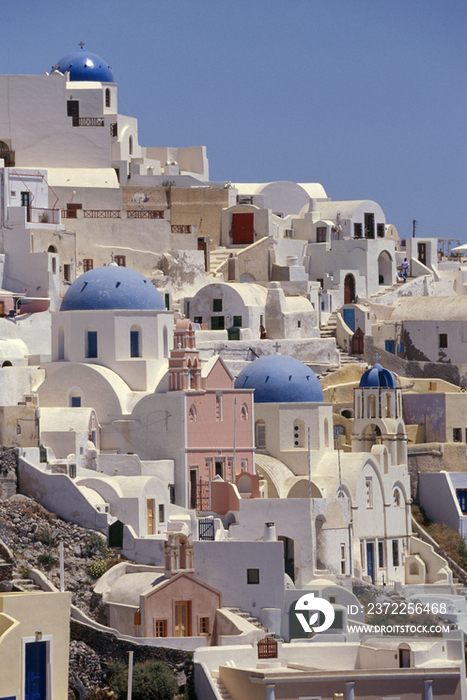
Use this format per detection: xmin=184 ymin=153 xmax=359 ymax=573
xmin=412 ymin=220 xmax=417 ymax=238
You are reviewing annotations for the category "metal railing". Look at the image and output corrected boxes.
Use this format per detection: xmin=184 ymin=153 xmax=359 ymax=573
xmin=72 ymin=117 xmax=105 ymax=127
xmin=126 ymin=210 xmax=164 ymax=219
xmin=257 ymin=637 xmax=278 ymax=659
xmin=83 ymin=210 xmax=121 ymax=219
xmin=171 ymin=225 xmax=192 ymax=234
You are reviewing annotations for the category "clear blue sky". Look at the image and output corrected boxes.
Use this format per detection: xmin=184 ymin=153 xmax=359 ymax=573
xmin=2 ymin=0 xmax=466 ymax=241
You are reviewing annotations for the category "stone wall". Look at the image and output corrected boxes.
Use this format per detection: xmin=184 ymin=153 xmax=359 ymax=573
xmin=0 ymin=446 xmax=18 ymax=500
xmin=70 ymin=619 xmax=194 ymax=698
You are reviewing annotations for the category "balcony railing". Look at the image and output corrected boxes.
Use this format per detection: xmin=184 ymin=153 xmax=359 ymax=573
xmin=28 ymin=208 xmax=61 ymax=224
xmin=62 ymin=210 xmax=77 ymax=219
xmin=171 ymin=225 xmax=192 ymax=234
xmin=127 ymin=210 xmax=164 ymax=219
xmin=72 ymin=117 xmax=105 ymax=127
xmin=83 ymin=210 xmax=121 ymax=219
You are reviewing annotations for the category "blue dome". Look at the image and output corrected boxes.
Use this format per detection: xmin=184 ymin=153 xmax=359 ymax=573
xmin=54 ymin=50 xmax=115 ymax=83
xmin=60 ymin=265 xmax=165 ymax=312
xmin=234 ymin=355 xmax=324 ymax=403
xmin=359 ymin=363 xmax=397 ymax=388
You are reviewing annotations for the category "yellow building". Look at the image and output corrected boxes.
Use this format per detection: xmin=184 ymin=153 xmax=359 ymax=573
xmin=0 ymin=590 xmax=71 ymax=700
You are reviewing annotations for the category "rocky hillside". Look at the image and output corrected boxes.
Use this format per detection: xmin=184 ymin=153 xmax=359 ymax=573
xmin=0 ymin=494 xmax=193 ymax=699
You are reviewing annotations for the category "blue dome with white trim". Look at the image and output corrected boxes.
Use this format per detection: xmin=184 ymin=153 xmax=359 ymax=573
xmin=234 ymin=355 xmax=324 ymax=403
xmin=60 ymin=265 xmax=165 ymax=311
xmin=359 ymin=363 xmax=397 ymax=388
xmin=54 ymin=49 xmax=115 ymax=83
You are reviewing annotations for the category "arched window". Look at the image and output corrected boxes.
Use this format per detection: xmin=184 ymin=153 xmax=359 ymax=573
xmin=240 ymin=404 xmax=248 ymax=421
xmin=368 ymin=394 xmax=376 ymax=419
xmin=1 ymin=361 xmax=12 ymax=368
xmin=189 ymin=404 xmax=197 ymax=422
xmin=293 ymin=419 xmax=304 ymax=448
xmin=58 ymin=326 xmax=65 ymax=360
xmin=130 ymin=325 xmax=141 ymax=358
xmin=69 ymin=389 xmax=82 ymax=408
xmin=393 ymin=488 xmax=401 ymax=507
xmin=129 ymin=135 xmax=133 ymax=155
xmin=47 ymin=245 xmax=57 ymax=253
xmin=105 ymin=88 xmax=111 ymax=108
xmin=385 ymin=393 xmax=391 ymax=417
xmin=255 ymin=420 xmax=266 ymax=449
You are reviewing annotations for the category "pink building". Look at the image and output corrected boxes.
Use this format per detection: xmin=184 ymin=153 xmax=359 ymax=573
xmin=168 ymin=320 xmax=256 ymax=511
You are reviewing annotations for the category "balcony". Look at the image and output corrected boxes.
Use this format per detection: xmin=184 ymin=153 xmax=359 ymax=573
xmin=72 ymin=117 xmax=105 ymax=127
xmin=28 ymin=208 xmax=61 ymax=225
xmin=126 ymin=210 xmax=164 ymax=219
xmin=83 ymin=210 xmax=121 ymax=219
xmin=171 ymin=225 xmax=193 ymax=234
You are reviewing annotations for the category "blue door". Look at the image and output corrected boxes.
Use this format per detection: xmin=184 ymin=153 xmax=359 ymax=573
xmin=25 ymin=641 xmax=47 ymax=700
xmin=385 ymin=340 xmax=395 ymax=354
xmin=343 ymin=308 xmax=356 ymax=332
xmin=366 ymin=542 xmax=375 ymax=583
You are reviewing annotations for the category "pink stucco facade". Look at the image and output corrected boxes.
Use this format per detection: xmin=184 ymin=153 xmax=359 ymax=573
xmin=168 ymin=320 xmax=255 ymax=511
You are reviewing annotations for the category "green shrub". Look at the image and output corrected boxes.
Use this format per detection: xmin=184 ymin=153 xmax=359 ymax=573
xmin=37 ymin=552 xmax=57 ymax=567
xmin=34 ymin=527 xmax=56 ymax=546
xmin=427 ymin=522 xmax=467 ymax=570
xmin=85 ymin=533 xmax=111 ymax=559
xmin=108 ymin=659 xmax=178 ymax=700
xmin=86 ymin=560 xmax=110 ymax=579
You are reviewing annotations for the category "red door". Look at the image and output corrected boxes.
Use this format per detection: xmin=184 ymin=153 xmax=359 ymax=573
xmin=352 ymin=327 xmax=364 ymax=354
xmin=232 ymin=213 xmax=254 ymax=244
xmin=197 ymin=238 xmax=207 ymax=271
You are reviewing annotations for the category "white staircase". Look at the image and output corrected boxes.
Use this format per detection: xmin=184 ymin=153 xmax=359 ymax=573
xmin=211 ymin=671 xmax=234 ymax=700
xmin=209 ymin=247 xmax=231 ymax=275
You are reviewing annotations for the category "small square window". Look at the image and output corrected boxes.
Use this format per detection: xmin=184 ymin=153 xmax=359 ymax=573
xmin=159 ymin=504 xmax=165 ymax=523
xmin=71 ymin=396 xmax=81 ymax=407
xmin=233 ymin=316 xmax=242 ymax=327
xmin=194 ymin=316 xmax=202 ymax=324
xmin=213 ymin=298 xmax=223 ymax=312
xmin=199 ymin=616 xmax=210 ymax=634
xmin=377 ymin=223 xmax=385 ymax=238
xmin=439 ymin=333 xmax=448 ymax=348
xmin=316 ymin=227 xmax=326 ymax=242
xmin=247 ymin=568 xmax=260 ymax=584
xmin=114 ymin=255 xmax=126 ymax=267
xmin=155 ymin=620 xmax=166 ymax=637
xmin=83 ymin=259 xmax=93 ymax=272
xmin=453 ymin=428 xmax=462 ymax=442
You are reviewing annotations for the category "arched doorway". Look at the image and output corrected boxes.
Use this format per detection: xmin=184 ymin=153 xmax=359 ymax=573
xmin=378 ymin=251 xmax=393 ymax=285
xmin=344 ymin=274 xmax=356 ymax=304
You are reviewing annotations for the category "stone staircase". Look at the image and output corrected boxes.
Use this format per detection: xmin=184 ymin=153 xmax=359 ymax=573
xmin=11 ymin=569 xmax=41 ymax=592
xmin=227 ymin=607 xmax=269 ymax=633
xmin=209 ymin=247 xmax=231 ymax=275
xmin=320 ymin=311 xmax=337 ymax=339
xmin=211 ymin=671 xmax=233 ymax=700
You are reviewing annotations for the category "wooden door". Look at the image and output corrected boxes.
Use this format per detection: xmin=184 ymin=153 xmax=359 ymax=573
xmin=175 ymin=600 xmax=191 ymax=637
xmin=197 ymin=238 xmax=208 ymax=271
xmin=232 ymin=213 xmax=254 ymax=244
xmin=352 ymin=327 xmax=364 ymax=354
xmin=344 ymin=274 xmax=355 ymax=304
xmin=147 ymin=498 xmax=155 ymax=535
